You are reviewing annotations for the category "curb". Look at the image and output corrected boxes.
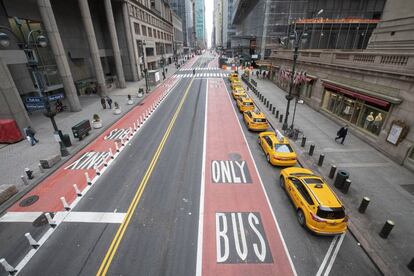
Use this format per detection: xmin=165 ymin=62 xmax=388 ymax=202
xmin=241 ymin=77 xmax=393 ymax=276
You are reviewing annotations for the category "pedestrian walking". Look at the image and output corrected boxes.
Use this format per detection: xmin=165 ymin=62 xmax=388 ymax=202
xmin=262 ymin=71 xmax=266 ymax=79
xmin=101 ymin=97 xmax=107 ymax=109
xmin=165 ymin=68 xmax=168 ymax=74
xmin=256 ymin=70 xmax=259 ymax=79
xmin=162 ymin=71 xmax=166 ymax=80
xmin=25 ymin=126 xmax=39 ymax=146
xmin=106 ymin=97 xmax=113 ymax=109
xmin=193 ymin=69 xmax=196 ymax=75
xmin=335 ymin=125 xmax=349 ymax=144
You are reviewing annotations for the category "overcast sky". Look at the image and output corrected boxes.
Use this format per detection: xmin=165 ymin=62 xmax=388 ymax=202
xmin=205 ymin=0 xmax=213 ymax=48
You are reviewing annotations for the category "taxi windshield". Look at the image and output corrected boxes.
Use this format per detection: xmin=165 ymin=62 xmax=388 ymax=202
xmin=274 ymin=144 xmax=293 ymax=152
xmin=254 ymin=118 xmax=266 ymax=123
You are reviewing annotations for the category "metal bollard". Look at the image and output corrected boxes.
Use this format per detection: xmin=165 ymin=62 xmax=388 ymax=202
xmin=329 ymin=165 xmax=337 ymax=179
xmin=301 ymin=136 xmax=306 ymax=147
xmin=342 ymin=179 xmax=351 ymax=194
xmin=358 ymin=197 xmax=370 ymax=213
xmin=21 ymin=175 xmax=28 ymax=186
xmin=318 ymin=154 xmax=325 ymax=166
xmin=379 ymin=220 xmax=395 ymax=239
xmin=269 ymin=103 xmax=273 ymax=111
xmin=408 ymin=258 xmax=414 ymax=272
xmin=309 ymin=144 xmax=315 ymax=156
xmin=276 ymin=110 xmax=279 ymax=118
xmin=25 ymin=168 xmax=34 ymax=180
xmin=266 ymin=101 xmax=270 ymax=108
xmin=279 ymin=114 xmax=283 ymax=123
xmin=272 ymin=107 xmax=275 ymax=115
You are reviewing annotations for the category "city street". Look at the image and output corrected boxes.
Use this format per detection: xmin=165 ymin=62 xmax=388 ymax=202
xmin=0 ymin=54 xmax=381 ymax=275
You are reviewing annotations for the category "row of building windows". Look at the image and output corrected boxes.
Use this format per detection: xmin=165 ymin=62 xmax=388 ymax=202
xmin=134 ymin=22 xmax=173 ymax=41
xmin=128 ymin=3 xmax=173 ymax=34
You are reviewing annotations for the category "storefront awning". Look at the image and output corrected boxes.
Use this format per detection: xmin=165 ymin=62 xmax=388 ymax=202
xmin=322 ymin=79 xmax=402 ymax=107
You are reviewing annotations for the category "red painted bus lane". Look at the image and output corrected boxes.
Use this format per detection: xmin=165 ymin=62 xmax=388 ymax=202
xmin=198 ymin=78 xmax=296 ymax=275
xmin=8 ymin=77 xmax=179 ymax=213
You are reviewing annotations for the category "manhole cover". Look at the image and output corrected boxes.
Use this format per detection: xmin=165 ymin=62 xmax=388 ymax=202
xmin=228 ymin=153 xmax=242 ymax=161
xmin=19 ymin=195 xmax=39 ymax=207
xmin=32 ymin=213 xmax=49 ymax=227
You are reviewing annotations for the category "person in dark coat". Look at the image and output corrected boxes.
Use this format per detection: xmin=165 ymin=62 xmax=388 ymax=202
xmin=101 ymin=97 xmax=106 ymax=109
xmin=335 ymin=125 xmax=349 ymax=144
xmin=25 ymin=126 xmax=38 ymax=146
xmin=106 ymin=97 xmax=113 ymax=109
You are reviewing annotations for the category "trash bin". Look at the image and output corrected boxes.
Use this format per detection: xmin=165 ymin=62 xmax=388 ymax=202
xmin=62 ymin=134 xmax=72 ymax=147
xmin=334 ymin=170 xmax=349 ymax=189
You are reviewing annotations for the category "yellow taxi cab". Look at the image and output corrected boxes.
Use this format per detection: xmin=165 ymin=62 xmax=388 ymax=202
xmin=231 ymin=79 xmax=243 ymax=90
xmin=258 ymin=130 xmax=297 ymax=166
xmin=236 ymin=97 xmax=255 ymax=112
xmin=232 ymin=86 xmax=247 ymax=100
xmin=280 ymin=167 xmax=348 ymax=235
xmin=243 ymin=110 xmax=269 ymax=131
xmin=229 ymin=73 xmax=239 ymax=82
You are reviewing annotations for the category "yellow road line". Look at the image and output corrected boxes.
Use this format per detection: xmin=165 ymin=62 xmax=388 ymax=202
xmin=96 ymin=78 xmax=195 ymax=276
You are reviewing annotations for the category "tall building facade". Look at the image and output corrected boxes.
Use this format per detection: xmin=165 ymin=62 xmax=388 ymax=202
xmin=232 ymin=0 xmax=385 ymax=59
xmin=213 ymin=0 xmax=223 ymax=48
xmin=170 ymin=0 xmax=195 ymax=48
xmin=0 ymin=0 xmax=175 ymax=134
xmin=172 ymin=11 xmax=184 ymax=58
xmin=195 ymin=0 xmax=205 ymax=48
xmin=222 ymin=0 xmax=236 ymax=49
xmin=262 ymin=0 xmax=414 ymax=171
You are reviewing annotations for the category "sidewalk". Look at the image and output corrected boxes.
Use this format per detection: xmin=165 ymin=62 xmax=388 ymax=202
xmin=244 ymin=73 xmax=414 ymax=276
xmin=0 ymin=62 xmax=180 ymax=208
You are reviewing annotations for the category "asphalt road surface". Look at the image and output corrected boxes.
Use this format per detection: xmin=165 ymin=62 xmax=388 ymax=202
xmin=0 ymin=53 xmax=380 ymax=276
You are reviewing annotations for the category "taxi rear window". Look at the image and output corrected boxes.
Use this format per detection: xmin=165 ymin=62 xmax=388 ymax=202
xmin=244 ymin=102 xmax=253 ymax=106
xmin=274 ymin=144 xmax=293 ymax=152
xmin=317 ymin=207 xmax=345 ymax=219
xmin=254 ymin=118 xmax=267 ymax=123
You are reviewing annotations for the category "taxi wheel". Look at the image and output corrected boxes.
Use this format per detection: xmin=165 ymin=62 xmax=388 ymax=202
xmin=297 ymin=209 xmax=306 ymax=227
xmin=266 ymin=154 xmax=270 ymax=163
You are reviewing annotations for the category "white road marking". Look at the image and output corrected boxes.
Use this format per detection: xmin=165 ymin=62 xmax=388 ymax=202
xmin=196 ymin=79 xmax=208 ymax=276
xmin=323 ymin=233 xmax=345 ymax=276
xmin=62 ymin=212 xmax=126 ymax=224
xmin=0 ymin=212 xmax=43 ymax=223
xmin=224 ymin=82 xmax=297 ymax=275
xmin=316 ymin=235 xmax=338 ymax=276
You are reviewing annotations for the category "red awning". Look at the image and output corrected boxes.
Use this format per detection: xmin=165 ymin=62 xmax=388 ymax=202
xmin=323 ymin=83 xmax=389 ymax=107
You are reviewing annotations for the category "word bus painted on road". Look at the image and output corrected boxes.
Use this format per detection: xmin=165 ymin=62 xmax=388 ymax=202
xmin=104 ymin=128 xmax=131 ymax=140
xmin=211 ymin=160 xmax=251 ymax=184
xmin=65 ymin=151 xmax=110 ymax=170
xmin=216 ymin=212 xmax=272 ymax=263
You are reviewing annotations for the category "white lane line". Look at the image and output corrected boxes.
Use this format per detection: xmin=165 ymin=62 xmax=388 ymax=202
xmin=62 ymin=212 xmax=126 ymax=224
xmin=224 ymin=82 xmax=297 ymax=275
xmin=0 ymin=212 xmax=44 ymax=223
xmin=196 ymin=79 xmax=208 ymax=276
xmin=316 ymin=235 xmax=338 ymax=276
xmin=323 ymin=233 xmax=345 ymax=276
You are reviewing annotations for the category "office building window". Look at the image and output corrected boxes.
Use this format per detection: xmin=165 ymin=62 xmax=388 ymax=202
xmin=142 ymin=25 xmax=147 ymax=36
xmin=148 ymin=27 xmax=152 ymax=37
xmin=134 ymin=23 xmax=140 ymax=35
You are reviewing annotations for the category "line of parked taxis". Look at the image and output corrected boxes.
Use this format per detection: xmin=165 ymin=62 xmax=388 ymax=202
xmin=228 ymin=72 xmax=348 ymax=235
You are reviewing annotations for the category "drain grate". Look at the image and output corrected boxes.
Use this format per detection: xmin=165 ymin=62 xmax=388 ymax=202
xmin=401 ymin=184 xmax=414 ymax=196
xmin=19 ymin=195 xmax=39 ymax=207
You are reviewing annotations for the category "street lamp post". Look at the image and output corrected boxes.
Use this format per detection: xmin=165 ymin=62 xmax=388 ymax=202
xmin=0 ymin=25 xmax=69 ymax=156
xmin=282 ymin=30 xmax=308 ymax=131
xmin=139 ymin=40 xmax=149 ymax=93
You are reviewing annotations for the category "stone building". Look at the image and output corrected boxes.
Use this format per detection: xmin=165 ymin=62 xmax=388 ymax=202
xmin=263 ymin=0 xmax=414 ymax=171
xmin=0 ymin=0 xmax=175 ymax=134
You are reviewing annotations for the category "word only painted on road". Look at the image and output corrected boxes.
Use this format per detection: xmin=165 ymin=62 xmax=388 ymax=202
xmin=211 ymin=160 xmax=251 ymax=184
xmin=104 ymin=128 xmax=131 ymax=140
xmin=216 ymin=212 xmax=272 ymax=264
xmin=65 ymin=151 xmax=110 ymax=170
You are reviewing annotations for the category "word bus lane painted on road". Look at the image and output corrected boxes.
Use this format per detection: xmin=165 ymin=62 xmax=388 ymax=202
xmin=211 ymin=160 xmax=251 ymax=184
xmin=216 ymin=212 xmax=272 ymax=263
xmin=104 ymin=128 xmax=131 ymax=140
xmin=197 ymin=79 xmax=295 ymax=276
xmin=65 ymin=151 xmax=110 ymax=170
